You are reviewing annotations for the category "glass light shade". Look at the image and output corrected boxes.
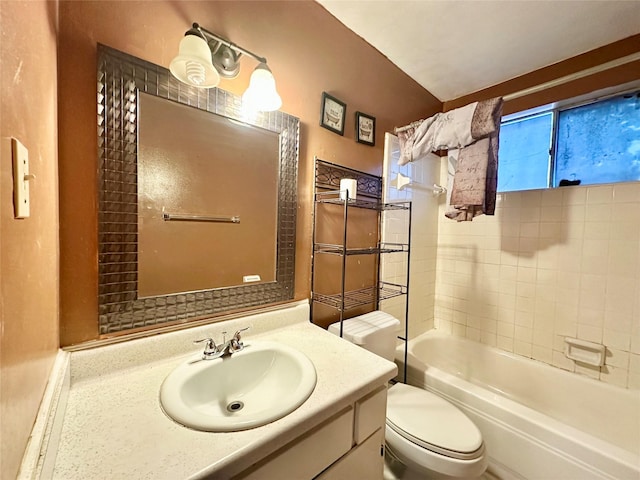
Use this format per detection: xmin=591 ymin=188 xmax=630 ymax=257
xmin=169 ymin=35 xmax=220 ymax=88
xmin=242 ymin=63 xmax=282 ymax=112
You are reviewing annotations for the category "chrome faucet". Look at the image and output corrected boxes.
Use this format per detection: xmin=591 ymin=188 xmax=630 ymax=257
xmin=193 ymin=327 xmax=249 ymax=360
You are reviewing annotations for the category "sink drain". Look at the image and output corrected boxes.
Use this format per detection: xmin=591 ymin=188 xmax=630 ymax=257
xmin=226 ymin=400 xmax=244 ymax=412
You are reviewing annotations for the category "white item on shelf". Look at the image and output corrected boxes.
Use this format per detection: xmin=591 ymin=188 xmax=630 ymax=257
xmin=339 ymin=178 xmax=357 ymax=200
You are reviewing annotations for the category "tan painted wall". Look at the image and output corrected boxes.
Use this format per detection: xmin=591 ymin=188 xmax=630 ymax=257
xmin=57 ymin=0 xmax=441 ymax=345
xmin=0 ymin=1 xmax=60 ymax=478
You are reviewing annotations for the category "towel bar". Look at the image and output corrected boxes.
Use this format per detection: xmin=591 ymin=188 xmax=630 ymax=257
xmin=389 ymin=173 xmax=447 ymax=196
xmin=162 ymin=212 xmax=240 ymax=223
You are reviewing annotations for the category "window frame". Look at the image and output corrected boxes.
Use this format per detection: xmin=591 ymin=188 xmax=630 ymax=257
xmin=499 ymin=80 xmax=640 ymax=192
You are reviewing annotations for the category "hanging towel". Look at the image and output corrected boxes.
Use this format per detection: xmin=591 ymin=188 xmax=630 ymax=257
xmin=444 ymin=149 xmax=458 ymax=214
xmin=396 ymin=104 xmax=472 ymax=165
xmin=397 ymin=115 xmax=439 ymax=166
xmin=397 ymin=126 xmax=417 ymax=167
xmin=445 ymin=133 xmax=499 ymax=221
xmin=396 ymin=97 xmax=502 ymax=166
xmin=396 ymin=97 xmax=503 ymax=221
xmin=471 ymin=96 xmax=503 ymax=139
xmin=444 ymin=98 xmax=502 ymax=221
xmin=428 ymin=102 xmax=477 ymax=149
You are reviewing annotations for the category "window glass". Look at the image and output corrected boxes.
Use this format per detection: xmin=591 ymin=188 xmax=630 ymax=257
xmin=498 ymin=112 xmax=552 ymax=192
xmin=555 ymin=92 xmax=640 ymax=186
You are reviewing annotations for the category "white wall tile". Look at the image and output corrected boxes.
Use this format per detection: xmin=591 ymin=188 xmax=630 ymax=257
xmin=541 ymin=188 xmax=563 ymax=206
xmin=601 ymin=365 xmax=629 ymax=388
xmin=496 ymin=335 xmax=514 ymax=352
xmin=585 ymin=203 xmax=612 ymax=222
xmin=563 ymin=186 xmax=587 ymax=205
xmin=587 ymin=185 xmax=614 ymax=204
xmin=613 ymin=183 xmax=640 ymax=203
xmin=514 ymin=339 xmax=533 ymax=357
xmin=577 ymin=324 xmax=603 ymax=343
xmin=382 ymin=136 xmax=440 ymax=339
xmin=604 ymin=328 xmax=631 ymax=351
xmin=583 ymin=221 xmax=610 ymax=240
xmin=606 ymin=348 xmax=630 ymax=369
xmin=532 ymin=345 xmax=553 ymax=363
xmin=552 ymin=349 xmax=575 ymax=371
xmin=386 ymin=135 xmax=640 ymax=390
xmin=575 ymin=363 xmax=601 ymax=380
xmin=431 ymin=182 xmax=640 ymax=389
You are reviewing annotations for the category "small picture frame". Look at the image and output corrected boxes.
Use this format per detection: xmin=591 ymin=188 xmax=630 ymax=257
xmin=355 ymin=112 xmax=375 ymax=146
xmin=320 ymin=92 xmax=346 ymax=136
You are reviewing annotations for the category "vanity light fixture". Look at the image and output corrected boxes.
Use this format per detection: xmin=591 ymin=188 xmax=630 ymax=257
xmin=169 ymin=22 xmax=282 ymax=112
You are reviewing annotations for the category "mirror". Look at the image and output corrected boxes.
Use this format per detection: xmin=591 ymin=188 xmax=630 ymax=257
xmin=138 ymin=93 xmax=279 ymax=296
xmin=97 ymin=45 xmax=299 ymax=335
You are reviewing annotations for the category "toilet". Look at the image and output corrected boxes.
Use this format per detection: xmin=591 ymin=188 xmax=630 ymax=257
xmin=329 ymin=312 xmax=488 ymax=480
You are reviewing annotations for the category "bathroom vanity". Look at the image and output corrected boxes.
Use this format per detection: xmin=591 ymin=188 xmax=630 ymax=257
xmin=22 ymin=302 xmax=396 ymax=479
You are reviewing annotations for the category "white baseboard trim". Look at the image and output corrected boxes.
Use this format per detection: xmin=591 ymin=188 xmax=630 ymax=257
xmin=18 ymin=350 xmax=70 ymax=480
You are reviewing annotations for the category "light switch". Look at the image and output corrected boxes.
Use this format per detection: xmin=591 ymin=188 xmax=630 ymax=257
xmin=12 ymin=137 xmax=32 ymax=218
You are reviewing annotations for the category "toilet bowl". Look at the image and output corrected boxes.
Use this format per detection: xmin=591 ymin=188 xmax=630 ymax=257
xmin=329 ymin=312 xmax=488 ymax=479
xmin=385 ymin=383 xmax=487 ymax=479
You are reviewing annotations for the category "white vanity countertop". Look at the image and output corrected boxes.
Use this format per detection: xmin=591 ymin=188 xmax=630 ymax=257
xmin=49 ymin=304 xmax=397 ymax=480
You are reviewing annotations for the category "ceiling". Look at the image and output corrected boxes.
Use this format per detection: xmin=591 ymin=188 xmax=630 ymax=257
xmin=317 ymin=1 xmax=640 ymax=102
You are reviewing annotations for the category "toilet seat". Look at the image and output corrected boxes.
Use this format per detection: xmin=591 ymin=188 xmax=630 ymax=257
xmin=386 ymin=383 xmax=484 ymax=460
xmin=385 ymin=383 xmax=487 ymax=477
xmin=385 ymin=424 xmax=487 ymax=479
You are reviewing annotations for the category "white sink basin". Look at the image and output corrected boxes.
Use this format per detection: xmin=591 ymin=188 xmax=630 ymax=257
xmin=159 ymin=340 xmax=317 ymax=431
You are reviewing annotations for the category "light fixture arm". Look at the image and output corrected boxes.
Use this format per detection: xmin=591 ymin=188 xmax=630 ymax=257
xmin=192 ymin=23 xmax=267 ymax=65
xmin=170 ymin=22 xmax=281 ymax=110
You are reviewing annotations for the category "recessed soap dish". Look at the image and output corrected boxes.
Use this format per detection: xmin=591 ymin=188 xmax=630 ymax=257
xmin=564 ymin=337 xmax=606 ymax=367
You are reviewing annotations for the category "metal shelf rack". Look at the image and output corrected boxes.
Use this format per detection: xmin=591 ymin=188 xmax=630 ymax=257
xmin=312 ymin=281 xmax=408 ymax=310
xmin=311 ymin=158 xmax=412 ymax=381
xmin=314 ymin=242 xmax=409 ymax=256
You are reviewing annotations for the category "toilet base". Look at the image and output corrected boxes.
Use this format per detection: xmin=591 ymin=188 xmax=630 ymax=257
xmin=384 ymin=446 xmax=486 ymax=480
xmin=384 ymin=450 xmax=420 ymax=480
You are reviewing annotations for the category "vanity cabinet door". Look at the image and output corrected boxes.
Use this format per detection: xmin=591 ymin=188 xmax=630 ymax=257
xmin=234 ymin=407 xmax=353 ymax=480
xmin=354 ymin=385 xmax=387 ymax=444
xmin=314 ymin=427 xmax=384 ymax=480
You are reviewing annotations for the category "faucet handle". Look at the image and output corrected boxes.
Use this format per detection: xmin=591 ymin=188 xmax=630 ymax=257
xmin=193 ymin=337 xmax=217 ymax=357
xmin=233 ymin=327 xmax=249 ymax=340
xmin=230 ymin=327 xmax=250 ymax=351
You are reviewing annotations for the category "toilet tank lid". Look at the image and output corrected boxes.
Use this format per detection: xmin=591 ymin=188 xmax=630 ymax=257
xmin=328 ymin=311 xmax=400 ymax=344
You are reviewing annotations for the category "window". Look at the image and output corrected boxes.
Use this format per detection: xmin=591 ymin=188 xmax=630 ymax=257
xmin=498 ymin=112 xmax=552 ymax=192
xmin=498 ymin=86 xmax=640 ymax=192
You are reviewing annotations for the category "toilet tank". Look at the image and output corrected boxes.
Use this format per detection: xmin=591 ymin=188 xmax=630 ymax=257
xmin=328 ymin=311 xmax=401 ymax=361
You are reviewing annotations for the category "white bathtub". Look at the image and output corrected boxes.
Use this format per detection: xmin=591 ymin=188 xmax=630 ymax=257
xmin=398 ymin=330 xmax=640 ymax=480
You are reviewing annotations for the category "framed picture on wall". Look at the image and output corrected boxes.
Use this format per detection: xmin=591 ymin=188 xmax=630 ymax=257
xmin=320 ymin=92 xmax=346 ymax=135
xmin=355 ymin=111 xmax=375 ymax=146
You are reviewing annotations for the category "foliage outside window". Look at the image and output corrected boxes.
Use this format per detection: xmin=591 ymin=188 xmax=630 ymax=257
xmin=497 ymin=87 xmax=640 ymax=192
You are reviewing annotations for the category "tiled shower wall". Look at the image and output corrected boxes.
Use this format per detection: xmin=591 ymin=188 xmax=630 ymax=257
xmin=381 ymin=134 xmax=440 ymax=339
xmin=435 ymin=161 xmax=640 ymax=389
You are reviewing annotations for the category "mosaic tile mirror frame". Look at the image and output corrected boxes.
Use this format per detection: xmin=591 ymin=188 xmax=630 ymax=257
xmin=97 ymin=44 xmax=299 ymax=334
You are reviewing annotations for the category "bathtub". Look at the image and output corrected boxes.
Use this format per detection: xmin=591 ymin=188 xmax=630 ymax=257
xmin=397 ymin=330 xmax=640 ymax=480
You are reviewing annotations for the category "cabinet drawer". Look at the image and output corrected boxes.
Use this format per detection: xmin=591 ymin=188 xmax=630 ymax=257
xmin=315 ymin=427 xmax=384 ymax=480
xmin=236 ymin=407 xmax=354 ymax=480
xmin=354 ymin=385 xmax=387 ymax=445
